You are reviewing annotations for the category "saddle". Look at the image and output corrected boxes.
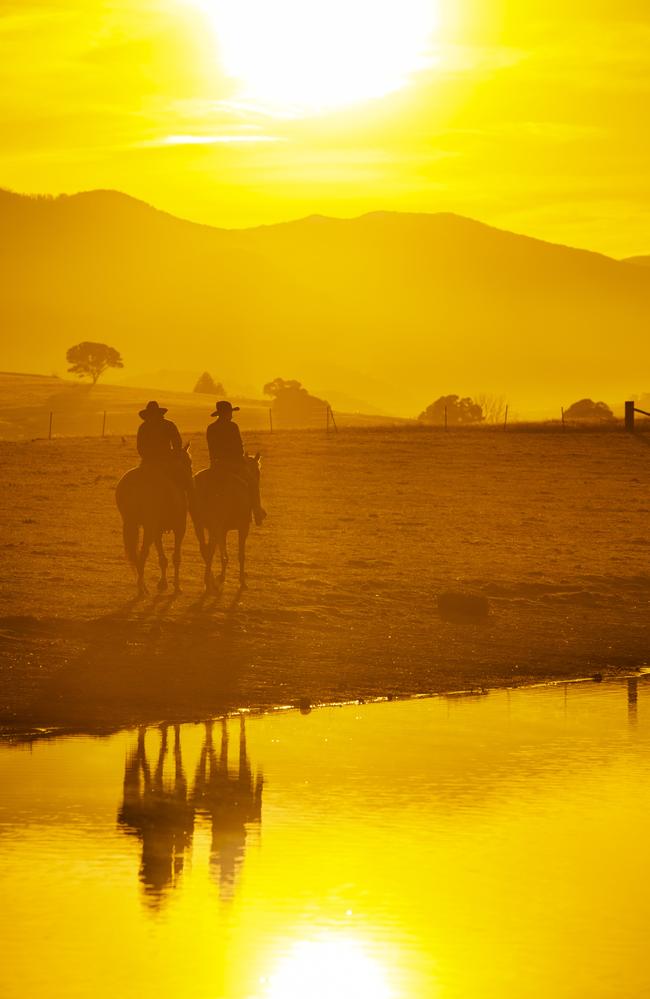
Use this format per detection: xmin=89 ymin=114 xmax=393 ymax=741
xmin=139 ymin=459 xmax=189 ymax=496
xmin=208 ymin=463 xmax=249 ymax=496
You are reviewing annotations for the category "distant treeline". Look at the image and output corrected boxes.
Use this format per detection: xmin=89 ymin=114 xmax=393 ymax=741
xmin=61 ymin=343 xmax=623 ymax=428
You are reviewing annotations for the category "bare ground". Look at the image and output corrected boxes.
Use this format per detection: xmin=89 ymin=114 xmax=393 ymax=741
xmin=1 ymin=426 xmax=649 ymax=734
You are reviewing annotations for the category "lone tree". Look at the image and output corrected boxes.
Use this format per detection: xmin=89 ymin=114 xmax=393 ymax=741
xmin=418 ymin=394 xmax=484 ymax=425
xmin=66 ymin=341 xmax=123 ymax=385
xmin=194 ymin=372 xmax=226 ymax=395
xmin=564 ymin=398 xmax=614 ymax=421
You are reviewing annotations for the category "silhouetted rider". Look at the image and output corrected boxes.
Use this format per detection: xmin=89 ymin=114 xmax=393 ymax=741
xmin=137 ymin=400 xmax=182 ymax=468
xmin=207 ymin=400 xmax=266 ymax=525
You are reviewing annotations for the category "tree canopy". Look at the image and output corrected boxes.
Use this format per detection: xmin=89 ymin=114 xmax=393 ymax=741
xmin=263 ymin=377 xmax=303 ymax=397
xmin=564 ymin=398 xmax=614 ymax=421
xmin=418 ymin=394 xmax=484 ymax=425
xmin=66 ymin=341 xmax=123 ymax=384
xmin=264 ymin=377 xmax=328 ymax=426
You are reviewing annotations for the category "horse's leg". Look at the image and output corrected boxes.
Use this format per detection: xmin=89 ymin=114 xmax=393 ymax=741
xmin=137 ymin=529 xmax=153 ymax=596
xmin=219 ymin=530 xmax=228 ymax=584
xmin=192 ymin=508 xmax=207 ymax=560
xmin=238 ymin=527 xmax=248 ymax=586
xmin=204 ymin=530 xmax=218 ymax=592
xmin=155 ymin=536 xmax=168 ymax=592
xmin=173 ymin=522 xmax=185 ymax=593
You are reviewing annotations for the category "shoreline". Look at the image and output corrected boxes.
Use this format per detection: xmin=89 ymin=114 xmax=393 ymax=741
xmin=0 ymin=663 xmax=641 ymax=744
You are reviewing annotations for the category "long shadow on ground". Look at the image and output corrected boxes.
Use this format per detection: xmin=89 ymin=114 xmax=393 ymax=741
xmin=0 ymin=588 xmax=278 ymax=729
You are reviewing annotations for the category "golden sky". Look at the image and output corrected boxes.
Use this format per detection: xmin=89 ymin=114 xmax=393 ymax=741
xmin=1 ymin=0 xmax=649 ymax=256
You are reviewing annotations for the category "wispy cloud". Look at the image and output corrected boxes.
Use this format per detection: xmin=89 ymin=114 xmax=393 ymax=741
xmin=217 ymin=99 xmax=304 ymax=121
xmin=443 ymin=121 xmax=606 ymax=142
xmin=152 ymin=134 xmax=283 ymax=146
xmin=434 ymin=43 xmax=526 ymax=75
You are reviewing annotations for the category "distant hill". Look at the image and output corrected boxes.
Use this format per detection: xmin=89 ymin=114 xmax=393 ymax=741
xmin=623 ymin=255 xmax=650 ymax=268
xmin=2 ymin=188 xmax=650 ymax=415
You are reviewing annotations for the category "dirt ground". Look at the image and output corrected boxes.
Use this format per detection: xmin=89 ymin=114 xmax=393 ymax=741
xmin=1 ymin=425 xmax=649 ymax=734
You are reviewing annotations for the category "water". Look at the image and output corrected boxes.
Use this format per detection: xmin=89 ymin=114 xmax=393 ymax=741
xmin=1 ymin=678 xmax=649 ymax=999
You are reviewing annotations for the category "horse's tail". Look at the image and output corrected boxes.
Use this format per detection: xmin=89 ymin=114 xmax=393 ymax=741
xmin=189 ymin=474 xmax=208 ymax=545
xmin=122 ymin=518 xmax=139 ymax=569
xmin=115 ymin=471 xmax=141 ymax=569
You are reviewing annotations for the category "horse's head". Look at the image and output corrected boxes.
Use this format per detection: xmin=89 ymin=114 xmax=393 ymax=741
xmin=171 ymin=441 xmax=194 ymax=488
xmin=244 ymin=451 xmax=261 ymax=480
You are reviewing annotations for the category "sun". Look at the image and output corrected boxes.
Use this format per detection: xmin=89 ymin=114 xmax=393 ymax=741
xmin=193 ymin=0 xmax=438 ymax=115
xmin=261 ymin=936 xmax=393 ymax=999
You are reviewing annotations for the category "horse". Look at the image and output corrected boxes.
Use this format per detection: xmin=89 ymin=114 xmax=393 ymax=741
xmin=115 ymin=444 xmax=193 ymax=595
xmin=192 ymin=454 xmax=261 ymax=590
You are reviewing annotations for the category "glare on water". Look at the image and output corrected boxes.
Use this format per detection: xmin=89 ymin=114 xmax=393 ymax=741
xmin=0 ymin=678 xmax=649 ymax=999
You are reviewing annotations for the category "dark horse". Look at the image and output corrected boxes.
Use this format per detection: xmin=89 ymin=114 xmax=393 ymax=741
xmin=192 ymin=454 xmax=261 ymax=590
xmin=115 ymin=445 xmax=193 ymax=595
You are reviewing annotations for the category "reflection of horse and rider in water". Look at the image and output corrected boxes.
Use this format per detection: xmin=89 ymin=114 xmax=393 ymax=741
xmin=115 ymin=399 xmax=267 ymax=594
xmin=118 ymin=716 xmax=263 ymax=906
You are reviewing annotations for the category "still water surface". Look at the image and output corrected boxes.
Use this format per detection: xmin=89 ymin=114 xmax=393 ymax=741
xmin=1 ymin=679 xmax=649 ymax=999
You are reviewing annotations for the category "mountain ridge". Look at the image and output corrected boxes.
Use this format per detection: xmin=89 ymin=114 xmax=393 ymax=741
xmin=1 ymin=187 xmax=649 ymax=415
xmin=2 ymin=187 xmax=632 ymax=263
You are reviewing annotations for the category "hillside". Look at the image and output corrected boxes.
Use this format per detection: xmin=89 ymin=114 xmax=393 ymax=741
xmin=2 ymin=189 xmax=650 ymax=415
xmin=0 ymin=371 xmax=267 ymax=440
xmin=624 ymin=255 xmax=650 ymax=268
xmin=0 ymin=371 xmax=407 ymax=440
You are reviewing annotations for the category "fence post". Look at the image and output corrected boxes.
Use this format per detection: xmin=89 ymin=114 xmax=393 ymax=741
xmin=326 ymin=405 xmax=330 ymax=433
xmin=628 ymin=677 xmax=638 ymax=723
xmin=561 ymin=406 xmax=565 ymax=430
xmin=102 ymin=411 xmax=107 ymax=437
xmin=329 ymin=406 xmax=338 ymax=432
xmin=625 ymin=400 xmax=635 ymax=432
xmin=268 ymin=408 xmax=273 ymax=433
xmin=48 ymin=411 xmax=53 ymax=440
xmin=503 ymin=405 xmax=508 ymax=430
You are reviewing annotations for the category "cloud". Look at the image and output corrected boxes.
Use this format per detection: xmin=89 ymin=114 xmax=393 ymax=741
xmin=444 ymin=121 xmax=606 ymax=142
xmin=217 ymin=99 xmax=304 ymax=121
xmin=145 ymin=134 xmax=284 ymax=146
xmin=434 ymin=43 xmax=527 ymax=76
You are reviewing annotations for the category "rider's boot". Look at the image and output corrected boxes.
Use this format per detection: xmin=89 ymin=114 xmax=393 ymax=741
xmin=246 ymin=465 xmax=266 ymax=526
xmin=251 ymin=483 xmax=266 ymax=525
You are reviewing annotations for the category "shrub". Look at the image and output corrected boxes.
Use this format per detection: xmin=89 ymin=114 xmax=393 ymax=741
xmin=194 ymin=372 xmax=225 ymax=395
xmin=564 ymin=398 xmax=614 ymax=421
xmin=418 ymin=394 xmax=484 ymax=425
xmin=264 ymin=378 xmax=329 ymax=426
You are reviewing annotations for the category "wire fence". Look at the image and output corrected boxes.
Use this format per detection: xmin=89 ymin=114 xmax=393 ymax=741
xmin=18 ymin=402 xmax=342 ymax=441
xmin=5 ymin=401 xmax=649 ymax=441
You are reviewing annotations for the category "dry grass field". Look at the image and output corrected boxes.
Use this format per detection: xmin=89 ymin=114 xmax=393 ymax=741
xmin=1 ymin=424 xmax=650 ymax=733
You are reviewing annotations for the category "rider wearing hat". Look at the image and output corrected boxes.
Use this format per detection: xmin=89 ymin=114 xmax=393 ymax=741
xmin=137 ymin=400 xmax=182 ymax=467
xmin=206 ymin=400 xmax=266 ymax=525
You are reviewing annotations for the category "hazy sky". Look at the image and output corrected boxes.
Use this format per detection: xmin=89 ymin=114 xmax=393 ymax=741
xmin=1 ymin=0 xmax=649 ymax=255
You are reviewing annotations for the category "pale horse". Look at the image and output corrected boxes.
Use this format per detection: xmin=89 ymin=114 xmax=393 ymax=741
xmin=115 ymin=444 xmax=193 ymax=595
xmin=192 ymin=454 xmax=261 ymax=590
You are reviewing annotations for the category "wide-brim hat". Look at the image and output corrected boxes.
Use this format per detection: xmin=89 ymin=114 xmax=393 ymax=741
xmin=211 ymin=400 xmax=240 ymax=417
xmin=139 ymin=400 xmax=168 ymax=419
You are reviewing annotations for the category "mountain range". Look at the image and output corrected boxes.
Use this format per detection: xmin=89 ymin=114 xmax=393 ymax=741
xmin=1 ymin=188 xmax=649 ymax=415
